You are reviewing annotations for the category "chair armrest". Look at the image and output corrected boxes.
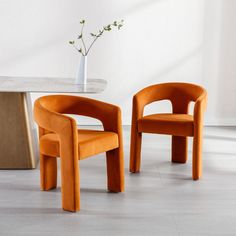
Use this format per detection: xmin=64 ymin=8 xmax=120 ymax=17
xmin=34 ymin=99 xmax=77 ymax=136
xmin=193 ymin=92 xmax=207 ymax=123
xmin=101 ymin=104 xmax=122 ymax=134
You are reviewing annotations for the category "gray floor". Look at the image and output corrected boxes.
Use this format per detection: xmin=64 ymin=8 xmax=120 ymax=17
xmin=0 ymin=126 xmax=236 ymax=236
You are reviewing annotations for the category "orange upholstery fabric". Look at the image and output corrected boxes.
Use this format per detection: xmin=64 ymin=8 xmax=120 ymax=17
xmin=130 ymin=82 xmax=207 ymax=180
xmin=40 ymin=130 xmax=119 ymax=160
xmin=138 ymin=113 xmax=194 ymax=137
xmin=34 ymin=95 xmax=124 ymax=212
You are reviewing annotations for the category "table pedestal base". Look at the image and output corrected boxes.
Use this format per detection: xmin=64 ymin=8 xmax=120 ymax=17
xmin=0 ymin=92 xmax=38 ymax=169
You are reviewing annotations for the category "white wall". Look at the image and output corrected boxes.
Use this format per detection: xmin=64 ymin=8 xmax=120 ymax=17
xmin=203 ymin=0 xmax=236 ymax=125
xmin=0 ymin=0 xmax=235 ymax=125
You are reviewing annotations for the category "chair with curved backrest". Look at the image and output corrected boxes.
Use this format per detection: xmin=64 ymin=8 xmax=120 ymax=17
xmin=34 ymin=95 xmax=124 ymax=212
xmin=130 ymin=82 xmax=207 ymax=180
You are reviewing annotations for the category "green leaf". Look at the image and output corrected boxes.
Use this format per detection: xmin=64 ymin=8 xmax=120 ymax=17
xmin=69 ymin=41 xmax=75 ymax=44
xmin=78 ymin=34 xmax=82 ymax=39
xmin=118 ymin=24 xmax=123 ymax=30
xmin=80 ymin=19 xmax=85 ymax=24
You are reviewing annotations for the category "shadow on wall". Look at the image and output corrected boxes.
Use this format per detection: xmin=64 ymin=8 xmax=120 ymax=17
xmin=98 ymin=0 xmax=205 ymax=118
xmin=216 ymin=1 xmax=236 ymax=122
xmin=122 ymin=0 xmax=163 ymax=15
xmin=0 ymin=0 xmax=162 ymax=75
xmin=0 ymin=1 xmax=75 ymax=72
xmin=118 ymin=45 xmax=203 ymax=100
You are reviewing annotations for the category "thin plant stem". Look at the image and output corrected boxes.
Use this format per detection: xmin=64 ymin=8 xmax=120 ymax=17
xmin=80 ymin=23 xmax=87 ymax=55
xmin=73 ymin=44 xmax=85 ymax=56
xmin=86 ymin=30 xmax=104 ymax=55
xmin=70 ymin=19 xmax=124 ymax=56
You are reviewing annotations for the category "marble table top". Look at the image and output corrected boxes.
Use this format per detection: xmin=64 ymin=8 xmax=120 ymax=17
xmin=0 ymin=76 xmax=107 ymax=93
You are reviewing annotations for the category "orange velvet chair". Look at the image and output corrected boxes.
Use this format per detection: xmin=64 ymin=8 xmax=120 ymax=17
xmin=34 ymin=95 xmax=124 ymax=212
xmin=130 ymin=82 xmax=207 ymax=180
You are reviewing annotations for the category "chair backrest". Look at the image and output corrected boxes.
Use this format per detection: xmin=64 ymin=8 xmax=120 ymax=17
xmin=34 ymin=95 xmax=79 ymax=135
xmin=136 ymin=82 xmax=207 ymax=113
xmin=35 ymin=95 xmax=83 ymax=114
xmin=34 ymin=95 xmax=120 ymax=134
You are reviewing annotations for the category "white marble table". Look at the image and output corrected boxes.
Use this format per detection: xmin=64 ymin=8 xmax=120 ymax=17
xmin=0 ymin=76 xmax=107 ymax=169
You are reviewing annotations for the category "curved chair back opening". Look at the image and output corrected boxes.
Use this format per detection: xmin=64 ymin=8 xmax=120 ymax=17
xmin=35 ymin=95 xmax=109 ymax=130
xmin=136 ymin=83 xmax=207 ymax=114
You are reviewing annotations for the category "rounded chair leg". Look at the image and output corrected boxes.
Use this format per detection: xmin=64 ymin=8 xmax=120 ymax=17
xmin=60 ymin=155 xmax=80 ymax=212
xmin=192 ymin=134 xmax=203 ymax=180
xmin=171 ymin=136 xmax=188 ymax=163
xmin=40 ymin=154 xmax=57 ymax=191
xmin=130 ymin=130 xmax=142 ymax=173
xmin=106 ymin=147 xmax=124 ymax=192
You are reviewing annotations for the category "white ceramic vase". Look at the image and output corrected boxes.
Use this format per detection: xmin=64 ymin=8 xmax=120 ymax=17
xmin=75 ymin=55 xmax=87 ymax=84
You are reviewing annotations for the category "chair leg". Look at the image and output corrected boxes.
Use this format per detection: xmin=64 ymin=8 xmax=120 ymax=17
xmin=192 ymin=133 xmax=203 ymax=180
xmin=106 ymin=147 xmax=124 ymax=192
xmin=40 ymin=154 xmax=57 ymax=191
xmin=130 ymin=130 xmax=142 ymax=173
xmin=171 ymin=136 xmax=188 ymax=163
xmin=60 ymin=157 xmax=80 ymax=212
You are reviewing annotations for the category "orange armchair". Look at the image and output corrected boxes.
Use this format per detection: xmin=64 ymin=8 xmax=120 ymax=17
xmin=130 ymin=82 xmax=207 ymax=180
xmin=34 ymin=95 xmax=124 ymax=212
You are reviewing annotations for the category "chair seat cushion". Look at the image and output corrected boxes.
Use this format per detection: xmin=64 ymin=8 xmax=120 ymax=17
xmin=40 ymin=129 xmax=119 ymax=160
xmin=138 ymin=113 xmax=194 ymax=137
